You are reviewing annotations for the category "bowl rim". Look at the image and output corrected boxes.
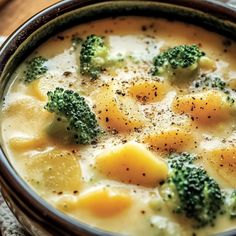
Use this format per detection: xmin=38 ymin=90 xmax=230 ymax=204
xmin=1 ymin=0 xmax=236 ymax=235
xmin=1 ymin=0 xmax=236 ymax=74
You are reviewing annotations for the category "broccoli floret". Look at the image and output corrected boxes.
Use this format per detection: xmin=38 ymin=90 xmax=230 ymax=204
xmin=225 ymin=190 xmax=236 ymax=219
xmin=44 ymin=87 xmax=100 ymax=144
xmin=152 ymin=45 xmax=205 ymax=77
xmin=168 ymin=152 xmax=197 ymax=167
xmin=80 ymin=34 xmax=109 ymax=79
xmin=160 ymin=152 xmax=224 ymax=228
xmin=71 ymin=35 xmax=83 ymax=49
xmin=23 ymin=56 xmax=48 ymax=83
xmin=193 ymin=75 xmax=226 ymax=91
xmin=193 ymin=75 xmax=235 ymax=104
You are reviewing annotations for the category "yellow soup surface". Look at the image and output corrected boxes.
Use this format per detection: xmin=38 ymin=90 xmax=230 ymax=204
xmin=2 ymin=16 xmax=236 ymax=236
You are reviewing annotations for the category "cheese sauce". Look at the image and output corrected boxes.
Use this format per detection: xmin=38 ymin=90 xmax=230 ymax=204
xmin=1 ymin=17 xmax=236 ymax=236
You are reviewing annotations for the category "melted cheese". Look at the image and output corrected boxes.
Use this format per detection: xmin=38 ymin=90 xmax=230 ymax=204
xmin=2 ymin=16 xmax=236 ymax=236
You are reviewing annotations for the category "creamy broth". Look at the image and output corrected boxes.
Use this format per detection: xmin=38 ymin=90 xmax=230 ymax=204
xmin=2 ymin=16 xmax=236 ymax=236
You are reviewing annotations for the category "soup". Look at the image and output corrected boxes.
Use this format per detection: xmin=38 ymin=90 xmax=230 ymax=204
xmin=1 ymin=16 xmax=236 ymax=236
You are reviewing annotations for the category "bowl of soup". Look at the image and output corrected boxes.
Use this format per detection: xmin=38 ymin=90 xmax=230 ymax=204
xmin=1 ymin=0 xmax=236 ymax=235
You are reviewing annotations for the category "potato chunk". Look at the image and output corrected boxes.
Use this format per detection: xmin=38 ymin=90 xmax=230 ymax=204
xmin=2 ymin=96 xmax=53 ymax=137
xmin=27 ymin=75 xmax=75 ymax=101
xmin=143 ymin=127 xmax=194 ymax=153
xmin=172 ymin=90 xmax=232 ymax=125
xmin=207 ymin=147 xmax=236 ymax=187
xmin=28 ymin=79 xmax=47 ymax=101
xmin=26 ymin=150 xmax=81 ymax=194
xmin=96 ymin=142 xmax=168 ymax=187
xmin=9 ymin=137 xmax=47 ymax=152
xmin=129 ymin=80 xmax=168 ymax=103
xmin=199 ymin=56 xmax=216 ymax=72
xmin=76 ymin=188 xmax=132 ymax=217
xmin=94 ymin=85 xmax=145 ymax=132
xmin=228 ymin=79 xmax=236 ymax=90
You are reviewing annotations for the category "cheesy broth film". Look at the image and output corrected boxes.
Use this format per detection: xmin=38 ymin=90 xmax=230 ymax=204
xmin=2 ymin=16 xmax=236 ymax=236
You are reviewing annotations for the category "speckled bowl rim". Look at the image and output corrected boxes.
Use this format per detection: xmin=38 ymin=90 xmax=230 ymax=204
xmin=1 ymin=1 xmax=236 ymax=235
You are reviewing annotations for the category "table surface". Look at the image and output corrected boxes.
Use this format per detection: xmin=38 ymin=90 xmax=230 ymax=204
xmin=0 ymin=0 xmax=235 ymax=36
xmin=0 ymin=0 xmax=60 ymax=36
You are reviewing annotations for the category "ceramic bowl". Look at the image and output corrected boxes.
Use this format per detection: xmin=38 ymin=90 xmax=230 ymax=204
xmin=1 ymin=1 xmax=236 ymax=235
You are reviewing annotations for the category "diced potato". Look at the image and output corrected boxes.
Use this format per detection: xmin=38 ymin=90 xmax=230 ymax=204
xmin=4 ymin=96 xmax=48 ymax=119
xmin=96 ymin=142 xmax=168 ymax=187
xmin=76 ymin=188 xmax=132 ymax=217
xmin=199 ymin=56 xmax=216 ymax=72
xmin=27 ymin=74 xmax=75 ymax=101
xmin=172 ymin=90 xmax=232 ymax=125
xmin=2 ymin=96 xmax=53 ymax=137
xmin=228 ymin=79 xmax=236 ymax=90
xmin=207 ymin=147 xmax=236 ymax=187
xmin=28 ymin=79 xmax=47 ymax=101
xmin=26 ymin=150 xmax=81 ymax=194
xmin=27 ymin=74 xmax=76 ymax=102
xmin=129 ymin=80 xmax=168 ymax=103
xmin=94 ymin=85 xmax=145 ymax=132
xmin=143 ymin=127 xmax=194 ymax=152
xmin=9 ymin=137 xmax=47 ymax=152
